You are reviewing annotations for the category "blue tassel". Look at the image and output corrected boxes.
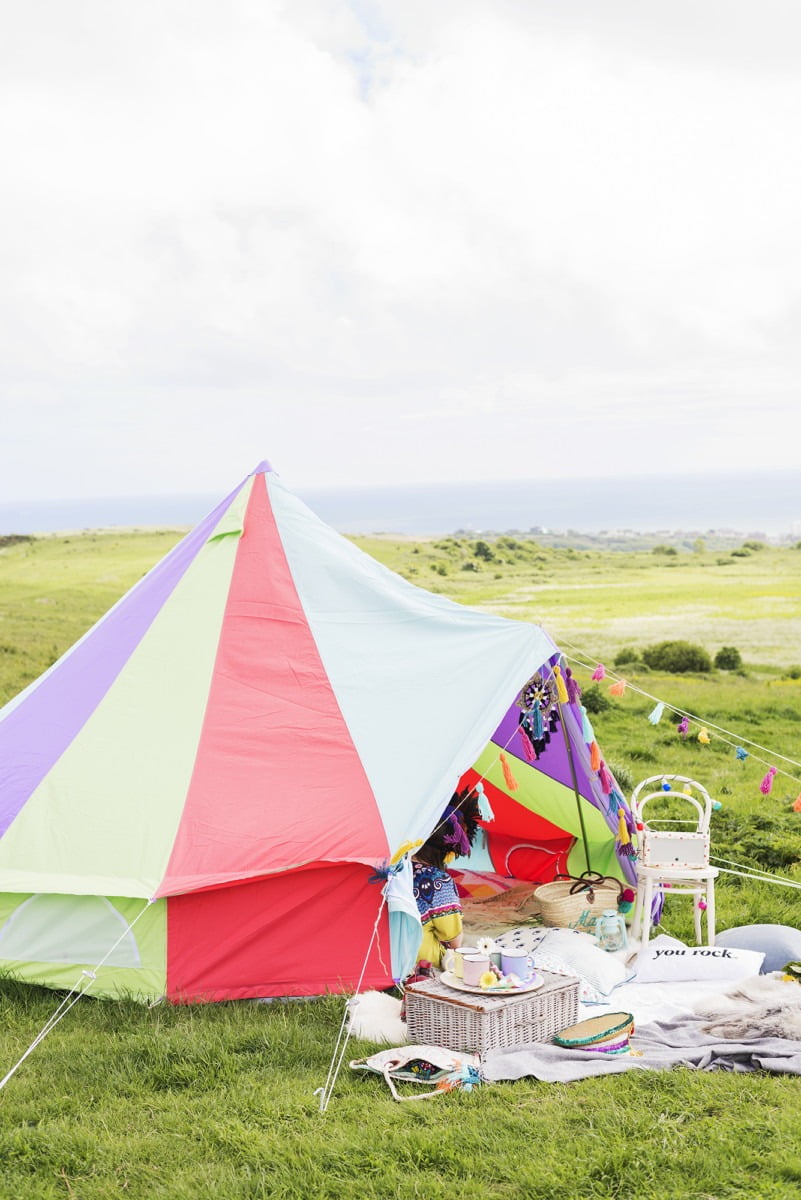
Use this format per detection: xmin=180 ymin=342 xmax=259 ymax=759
xmin=531 ymin=704 xmax=543 ymax=740
xmin=648 ymin=702 xmax=665 ymax=725
xmin=475 ymin=781 xmax=495 ymax=822
xmin=608 ymin=787 xmax=624 ymax=814
xmin=580 ymin=705 xmax=595 ymax=744
xmin=735 ymin=746 xmax=748 ymax=761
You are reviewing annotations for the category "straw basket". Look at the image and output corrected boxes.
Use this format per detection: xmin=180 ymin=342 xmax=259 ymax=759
xmin=533 ymin=871 xmax=623 ymax=933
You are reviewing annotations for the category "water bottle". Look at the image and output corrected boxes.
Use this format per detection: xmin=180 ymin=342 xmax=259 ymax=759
xmin=597 ymin=908 xmax=627 ymax=952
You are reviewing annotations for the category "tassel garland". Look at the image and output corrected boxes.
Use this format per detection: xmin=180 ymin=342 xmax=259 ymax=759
xmin=648 ymin=702 xmax=665 ymax=725
xmin=608 ymin=679 xmax=627 ymax=697
xmin=591 ymin=664 xmax=606 ymax=680
xmin=760 ymin=767 xmax=778 ymax=795
xmin=500 ymin=751 xmax=519 ymax=791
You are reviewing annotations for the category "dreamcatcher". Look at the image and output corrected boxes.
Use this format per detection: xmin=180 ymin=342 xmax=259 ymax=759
xmin=516 ymin=671 xmax=560 ymax=761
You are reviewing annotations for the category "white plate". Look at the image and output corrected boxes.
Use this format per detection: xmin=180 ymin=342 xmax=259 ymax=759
xmin=439 ymin=970 xmax=545 ymax=996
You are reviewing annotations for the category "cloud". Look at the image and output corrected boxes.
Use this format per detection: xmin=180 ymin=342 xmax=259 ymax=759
xmin=1 ymin=1 xmax=800 ymax=497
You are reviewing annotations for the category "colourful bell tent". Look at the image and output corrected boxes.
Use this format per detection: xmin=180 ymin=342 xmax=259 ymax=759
xmin=0 ymin=463 xmax=634 ymax=1003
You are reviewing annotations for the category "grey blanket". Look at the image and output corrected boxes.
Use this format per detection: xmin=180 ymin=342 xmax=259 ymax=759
xmin=481 ymin=1014 xmax=801 ymax=1082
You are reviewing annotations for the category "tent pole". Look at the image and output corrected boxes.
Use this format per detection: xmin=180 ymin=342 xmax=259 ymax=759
xmin=556 ymin=697 xmax=592 ymax=874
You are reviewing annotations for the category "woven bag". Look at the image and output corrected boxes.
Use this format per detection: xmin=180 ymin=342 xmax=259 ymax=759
xmin=533 ymin=871 xmax=623 ymax=932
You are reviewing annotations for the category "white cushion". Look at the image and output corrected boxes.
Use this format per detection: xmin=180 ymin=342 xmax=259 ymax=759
xmin=535 ymin=928 xmax=634 ymax=997
xmin=635 ymin=934 xmax=764 ymax=983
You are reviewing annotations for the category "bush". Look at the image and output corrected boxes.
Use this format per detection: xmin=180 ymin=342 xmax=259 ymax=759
xmin=613 ymin=647 xmax=640 ymax=666
xmin=652 ymin=544 xmax=678 ymax=556
xmin=641 ymin=640 xmax=712 ymax=673
xmin=473 ymin=540 xmax=495 ymax=562
xmin=714 ymin=646 xmax=743 ymax=671
xmin=581 ymin=684 xmax=611 ymax=714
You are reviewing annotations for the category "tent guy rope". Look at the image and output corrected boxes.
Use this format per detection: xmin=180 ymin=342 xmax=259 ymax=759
xmin=0 ymin=900 xmax=154 ymax=1094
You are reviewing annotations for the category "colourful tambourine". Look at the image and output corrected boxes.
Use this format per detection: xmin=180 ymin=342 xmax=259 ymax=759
xmin=553 ymin=1012 xmax=635 ymax=1055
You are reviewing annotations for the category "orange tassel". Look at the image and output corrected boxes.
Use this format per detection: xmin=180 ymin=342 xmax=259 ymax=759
xmin=553 ymin=665 xmax=569 ymax=704
xmin=793 ymin=796 xmax=801 ymax=813
xmin=590 ymin=740 xmax=601 ymax=771
xmin=500 ymin=752 xmax=519 ymax=791
xmin=608 ymin=679 xmax=626 ymax=697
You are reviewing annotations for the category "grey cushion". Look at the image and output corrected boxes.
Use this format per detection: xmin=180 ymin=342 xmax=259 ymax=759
xmin=715 ymin=924 xmax=801 ymax=973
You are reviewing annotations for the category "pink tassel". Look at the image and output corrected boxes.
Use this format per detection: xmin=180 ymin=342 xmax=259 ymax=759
xmin=760 ymin=767 xmax=778 ymax=795
xmin=591 ymin=664 xmax=606 ymax=681
xmin=599 ymin=760 xmax=613 ymax=794
xmin=500 ymin=752 xmax=519 ymax=791
xmin=518 ymin=727 xmax=536 ymax=762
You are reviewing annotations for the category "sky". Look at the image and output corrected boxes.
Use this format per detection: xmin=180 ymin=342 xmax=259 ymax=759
xmin=2 ymin=0 xmax=800 ymax=501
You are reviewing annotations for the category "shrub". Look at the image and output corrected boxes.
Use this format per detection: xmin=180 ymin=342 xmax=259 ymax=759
xmin=785 ymin=665 xmax=801 ymax=680
xmin=473 ymin=540 xmax=495 ymax=562
xmin=581 ymin=684 xmax=611 ymax=714
xmin=731 ymin=548 xmax=751 ymax=557
xmin=641 ymin=640 xmax=712 ymax=673
xmin=714 ymin=646 xmax=743 ymax=671
xmin=613 ymin=647 xmax=640 ymax=666
xmin=652 ymin=544 xmax=678 ymax=556
xmin=742 ymin=540 xmax=765 ymax=551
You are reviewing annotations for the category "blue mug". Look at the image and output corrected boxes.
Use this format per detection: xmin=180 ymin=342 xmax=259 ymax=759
xmin=500 ymin=949 xmax=533 ymax=980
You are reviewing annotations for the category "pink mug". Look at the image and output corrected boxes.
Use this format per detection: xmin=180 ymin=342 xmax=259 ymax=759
xmin=462 ymin=954 xmax=490 ymax=986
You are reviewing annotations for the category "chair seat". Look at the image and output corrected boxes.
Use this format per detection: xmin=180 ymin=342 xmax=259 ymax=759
xmin=636 ymin=864 xmax=719 ymax=882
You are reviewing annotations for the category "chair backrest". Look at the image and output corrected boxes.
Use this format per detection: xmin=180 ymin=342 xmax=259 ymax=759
xmin=630 ymin=775 xmax=713 ymax=870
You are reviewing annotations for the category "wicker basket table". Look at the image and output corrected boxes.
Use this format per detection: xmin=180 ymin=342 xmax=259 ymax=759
xmin=404 ymin=971 xmax=579 ymax=1057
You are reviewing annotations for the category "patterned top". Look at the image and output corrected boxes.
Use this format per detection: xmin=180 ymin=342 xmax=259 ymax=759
xmin=412 ymin=862 xmax=463 ymax=968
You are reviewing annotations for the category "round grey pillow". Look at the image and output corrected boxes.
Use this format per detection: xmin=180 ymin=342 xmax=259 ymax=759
xmin=715 ymin=924 xmax=801 ymax=973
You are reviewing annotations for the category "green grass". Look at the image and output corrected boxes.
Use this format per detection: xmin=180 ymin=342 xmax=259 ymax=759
xmin=2 ymin=529 xmax=801 ymax=1198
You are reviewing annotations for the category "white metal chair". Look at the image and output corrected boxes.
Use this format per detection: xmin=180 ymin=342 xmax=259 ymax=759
xmin=629 ymin=774 xmax=718 ymax=946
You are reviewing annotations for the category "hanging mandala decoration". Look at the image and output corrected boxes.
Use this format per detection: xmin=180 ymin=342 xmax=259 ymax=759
xmin=516 ymin=672 xmax=560 ymax=759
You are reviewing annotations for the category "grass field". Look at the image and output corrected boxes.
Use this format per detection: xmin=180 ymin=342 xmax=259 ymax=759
xmin=1 ymin=528 xmax=801 ymax=1199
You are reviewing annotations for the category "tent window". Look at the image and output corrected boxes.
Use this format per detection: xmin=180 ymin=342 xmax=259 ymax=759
xmin=0 ymin=895 xmax=142 ymax=967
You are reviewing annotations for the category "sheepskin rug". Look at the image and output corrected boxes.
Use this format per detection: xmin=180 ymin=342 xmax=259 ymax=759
xmin=347 ymin=991 xmax=408 ymax=1045
xmin=693 ymin=973 xmax=801 ymax=1041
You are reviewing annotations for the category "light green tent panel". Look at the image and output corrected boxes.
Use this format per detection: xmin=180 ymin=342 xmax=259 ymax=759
xmin=0 ymin=894 xmax=167 ymax=1001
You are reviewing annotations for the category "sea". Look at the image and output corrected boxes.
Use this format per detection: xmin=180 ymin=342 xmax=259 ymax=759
xmin=2 ymin=469 xmax=800 ymax=540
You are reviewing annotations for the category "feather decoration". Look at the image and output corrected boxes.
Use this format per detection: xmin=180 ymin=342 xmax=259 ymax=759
xmin=591 ymin=664 xmax=606 ymax=681
xmin=500 ymin=751 xmax=519 ymax=791
xmin=760 ymin=767 xmax=778 ymax=795
xmin=648 ymin=701 xmax=665 ymax=725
